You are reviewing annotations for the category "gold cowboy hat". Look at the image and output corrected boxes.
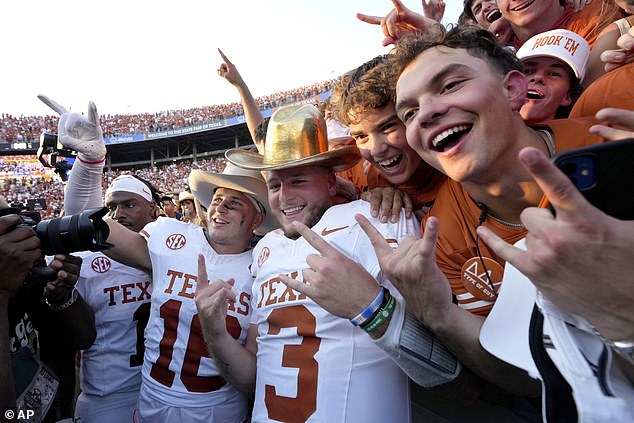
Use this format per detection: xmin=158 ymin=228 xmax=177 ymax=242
xmin=188 ymin=163 xmax=278 ymax=233
xmin=225 ymin=104 xmax=361 ymax=172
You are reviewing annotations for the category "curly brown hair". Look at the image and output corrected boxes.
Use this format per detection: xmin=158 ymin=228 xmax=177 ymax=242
xmin=330 ymin=55 xmax=393 ymax=126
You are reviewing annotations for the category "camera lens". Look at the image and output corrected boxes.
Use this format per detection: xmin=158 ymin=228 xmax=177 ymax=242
xmin=34 ymin=207 xmax=112 ymax=255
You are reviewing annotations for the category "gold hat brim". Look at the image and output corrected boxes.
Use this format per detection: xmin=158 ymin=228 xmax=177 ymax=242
xmin=225 ymin=145 xmax=361 ymax=173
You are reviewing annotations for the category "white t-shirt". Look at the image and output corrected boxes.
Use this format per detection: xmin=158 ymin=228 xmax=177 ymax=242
xmin=249 ymin=200 xmax=417 ymax=423
xmin=75 ymin=251 xmax=151 ymax=396
xmin=139 ymin=217 xmax=252 ymax=409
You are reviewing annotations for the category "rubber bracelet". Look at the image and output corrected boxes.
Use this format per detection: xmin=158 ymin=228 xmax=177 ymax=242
xmin=361 ymin=294 xmax=396 ymax=334
xmin=350 ymin=287 xmax=385 ymax=326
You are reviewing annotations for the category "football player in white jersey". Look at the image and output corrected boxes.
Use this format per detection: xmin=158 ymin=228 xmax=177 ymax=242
xmin=40 ymin=96 xmax=159 ymax=422
xmin=100 ymin=163 xmax=276 ymax=422
xmin=194 ymin=105 xmax=460 ymax=423
xmin=72 ymin=175 xmax=157 ymax=423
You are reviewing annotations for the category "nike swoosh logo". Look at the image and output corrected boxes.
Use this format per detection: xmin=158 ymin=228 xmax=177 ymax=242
xmin=321 ymin=226 xmax=349 ymax=236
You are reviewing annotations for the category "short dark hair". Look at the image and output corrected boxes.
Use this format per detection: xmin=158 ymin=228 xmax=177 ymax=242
xmin=385 ymin=26 xmax=522 ymax=101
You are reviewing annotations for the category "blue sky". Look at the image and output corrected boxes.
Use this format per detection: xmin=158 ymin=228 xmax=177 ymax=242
xmin=0 ymin=0 xmax=461 ymax=116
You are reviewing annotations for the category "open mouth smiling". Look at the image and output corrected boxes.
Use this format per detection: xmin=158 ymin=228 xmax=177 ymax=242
xmin=510 ymin=0 xmax=535 ymax=12
xmin=282 ymin=205 xmax=304 ymax=216
xmin=378 ymin=154 xmax=403 ymax=170
xmin=430 ymin=125 xmax=471 ymax=153
xmin=486 ymin=10 xmax=502 ymax=23
xmin=526 ymin=89 xmax=545 ymax=100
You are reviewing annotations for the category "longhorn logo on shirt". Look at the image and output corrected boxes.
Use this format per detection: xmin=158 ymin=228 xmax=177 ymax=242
xmin=166 ymin=233 xmax=186 ymax=250
xmin=91 ymin=256 xmax=111 ymax=273
xmin=258 ymin=246 xmax=270 ymax=267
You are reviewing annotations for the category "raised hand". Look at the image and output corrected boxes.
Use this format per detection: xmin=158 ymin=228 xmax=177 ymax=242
xmin=356 ymin=0 xmax=438 ymax=47
xmin=194 ymin=254 xmax=236 ymax=341
xmin=477 ymin=147 xmax=634 ymax=341
xmin=278 ymin=221 xmax=380 ymax=319
xmin=590 ymin=107 xmax=634 ymax=141
xmin=355 ymin=214 xmax=452 ymax=325
xmin=422 ymin=0 xmax=445 ymax=23
xmin=38 ymin=95 xmax=106 ymax=162
xmin=217 ymin=49 xmax=245 ymax=87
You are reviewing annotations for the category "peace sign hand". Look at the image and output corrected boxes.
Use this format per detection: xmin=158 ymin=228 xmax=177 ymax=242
xmin=278 ymin=221 xmax=381 ymax=319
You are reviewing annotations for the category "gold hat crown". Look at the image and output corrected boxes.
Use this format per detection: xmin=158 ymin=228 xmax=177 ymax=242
xmin=226 ymin=104 xmax=360 ymax=172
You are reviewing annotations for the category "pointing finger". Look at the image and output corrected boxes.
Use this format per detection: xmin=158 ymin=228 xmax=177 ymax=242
xmin=391 ymin=0 xmax=408 ymax=12
xmin=355 ymin=214 xmax=393 ymax=258
xmin=196 ymin=254 xmax=209 ymax=294
xmin=217 ymin=48 xmax=232 ymax=65
xmin=278 ymin=273 xmax=314 ymax=297
xmin=38 ymin=94 xmax=68 ymax=115
xmin=476 ymin=225 xmax=525 ymax=268
xmin=356 ymin=13 xmax=383 ymax=25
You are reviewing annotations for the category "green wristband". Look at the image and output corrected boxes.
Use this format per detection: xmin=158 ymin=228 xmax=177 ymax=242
xmin=361 ymin=294 xmax=396 ymax=334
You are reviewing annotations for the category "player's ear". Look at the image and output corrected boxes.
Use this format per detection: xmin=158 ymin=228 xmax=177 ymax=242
xmin=327 ymin=169 xmax=337 ymax=197
xmin=252 ymin=211 xmax=265 ymax=231
xmin=504 ymin=70 xmax=528 ymax=111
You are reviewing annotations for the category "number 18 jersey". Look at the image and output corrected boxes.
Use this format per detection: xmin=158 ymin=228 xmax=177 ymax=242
xmin=139 ymin=217 xmax=252 ymax=411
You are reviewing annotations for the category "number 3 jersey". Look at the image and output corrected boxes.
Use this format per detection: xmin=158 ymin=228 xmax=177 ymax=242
xmin=75 ymin=251 xmax=151 ymax=396
xmin=249 ymin=200 xmax=418 ymax=423
xmin=139 ymin=217 xmax=253 ymax=408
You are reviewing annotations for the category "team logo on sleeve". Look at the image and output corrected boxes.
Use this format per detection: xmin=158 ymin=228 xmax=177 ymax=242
xmin=166 ymin=233 xmax=187 ymax=250
xmin=258 ymin=246 xmax=270 ymax=267
xmin=91 ymin=256 xmax=111 ymax=273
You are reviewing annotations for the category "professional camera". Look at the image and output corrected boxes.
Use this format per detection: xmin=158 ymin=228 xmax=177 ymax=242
xmin=0 ymin=207 xmax=112 ymax=283
xmin=36 ymin=133 xmax=77 ymax=181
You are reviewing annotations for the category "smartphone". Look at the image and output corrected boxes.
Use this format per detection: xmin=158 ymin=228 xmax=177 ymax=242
xmin=552 ymin=138 xmax=634 ymax=220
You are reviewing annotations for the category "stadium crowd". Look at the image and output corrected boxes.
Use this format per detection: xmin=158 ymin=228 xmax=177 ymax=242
xmin=0 ymin=81 xmax=333 ymax=142
xmin=0 ymin=156 xmax=227 ymax=219
xmin=2 ymin=0 xmax=634 ymax=422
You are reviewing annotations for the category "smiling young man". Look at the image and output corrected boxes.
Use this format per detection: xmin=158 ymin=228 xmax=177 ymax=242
xmin=331 ymin=55 xmax=445 ymax=219
xmin=517 ymin=28 xmax=589 ymax=124
xmin=359 ymin=25 xmax=606 ymax=418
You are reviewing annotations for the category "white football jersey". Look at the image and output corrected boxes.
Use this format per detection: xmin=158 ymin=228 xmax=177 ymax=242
xmin=75 ymin=251 xmax=152 ymax=396
xmin=139 ymin=217 xmax=252 ymax=409
xmin=249 ymin=200 xmax=417 ymax=423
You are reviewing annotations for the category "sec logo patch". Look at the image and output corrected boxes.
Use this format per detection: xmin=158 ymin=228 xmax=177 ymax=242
xmin=258 ymin=247 xmax=270 ymax=267
xmin=461 ymin=257 xmax=504 ymax=301
xmin=91 ymin=256 xmax=111 ymax=273
xmin=166 ymin=234 xmax=187 ymax=250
